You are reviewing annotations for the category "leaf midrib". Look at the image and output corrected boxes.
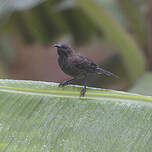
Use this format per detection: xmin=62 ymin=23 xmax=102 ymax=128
xmin=0 ymin=85 xmax=152 ymax=104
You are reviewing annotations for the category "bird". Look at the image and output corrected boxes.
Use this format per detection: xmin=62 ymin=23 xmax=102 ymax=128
xmin=53 ymin=43 xmax=119 ymax=97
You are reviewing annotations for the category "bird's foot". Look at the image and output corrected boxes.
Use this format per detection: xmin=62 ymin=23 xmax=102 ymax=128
xmin=80 ymin=86 xmax=86 ymax=97
xmin=58 ymin=81 xmax=69 ymax=87
xmin=58 ymin=78 xmax=75 ymax=87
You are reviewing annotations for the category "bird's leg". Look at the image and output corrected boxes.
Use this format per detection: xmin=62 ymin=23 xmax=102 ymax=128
xmin=80 ymin=85 xmax=86 ymax=97
xmin=59 ymin=78 xmax=76 ymax=87
xmin=80 ymin=75 xmax=87 ymax=97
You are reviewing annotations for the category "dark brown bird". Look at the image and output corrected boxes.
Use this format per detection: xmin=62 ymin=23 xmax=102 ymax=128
xmin=53 ymin=43 xmax=119 ymax=97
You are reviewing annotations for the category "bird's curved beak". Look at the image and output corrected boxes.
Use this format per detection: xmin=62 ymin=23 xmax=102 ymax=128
xmin=53 ymin=44 xmax=61 ymax=48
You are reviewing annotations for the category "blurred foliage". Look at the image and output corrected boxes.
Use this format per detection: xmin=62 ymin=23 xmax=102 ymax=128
xmin=0 ymin=0 xmax=148 ymax=47
xmin=0 ymin=0 xmax=45 ymax=17
xmin=0 ymin=0 xmax=98 ymax=45
xmin=0 ymin=36 xmax=16 ymax=76
xmin=118 ymin=0 xmax=147 ymax=50
xmin=62 ymin=7 xmax=96 ymax=44
xmin=76 ymin=0 xmax=146 ymax=82
xmin=0 ymin=0 xmax=151 ymax=88
xmin=130 ymin=72 xmax=152 ymax=96
xmin=0 ymin=36 xmax=15 ymax=63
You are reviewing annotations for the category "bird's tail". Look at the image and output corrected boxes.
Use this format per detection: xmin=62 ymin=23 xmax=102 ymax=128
xmin=96 ymin=67 xmax=119 ymax=79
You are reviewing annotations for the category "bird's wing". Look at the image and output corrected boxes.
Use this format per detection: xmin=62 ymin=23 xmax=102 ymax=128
xmin=71 ymin=54 xmax=98 ymax=73
xmin=71 ymin=54 xmax=119 ymax=78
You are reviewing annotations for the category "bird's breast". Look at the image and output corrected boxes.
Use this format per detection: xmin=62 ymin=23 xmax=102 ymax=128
xmin=58 ymin=56 xmax=83 ymax=77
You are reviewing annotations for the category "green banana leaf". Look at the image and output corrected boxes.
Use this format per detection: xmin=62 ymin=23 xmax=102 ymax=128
xmin=130 ymin=72 xmax=152 ymax=96
xmin=0 ymin=79 xmax=152 ymax=152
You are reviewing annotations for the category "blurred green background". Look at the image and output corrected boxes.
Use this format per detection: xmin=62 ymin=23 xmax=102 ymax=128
xmin=0 ymin=0 xmax=151 ymax=95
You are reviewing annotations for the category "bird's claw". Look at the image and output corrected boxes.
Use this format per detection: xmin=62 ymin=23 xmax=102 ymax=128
xmin=58 ymin=81 xmax=69 ymax=87
xmin=58 ymin=83 xmax=65 ymax=87
xmin=58 ymin=83 xmax=63 ymax=87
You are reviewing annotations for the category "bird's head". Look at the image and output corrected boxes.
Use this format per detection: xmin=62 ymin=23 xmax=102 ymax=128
xmin=53 ymin=43 xmax=73 ymax=57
